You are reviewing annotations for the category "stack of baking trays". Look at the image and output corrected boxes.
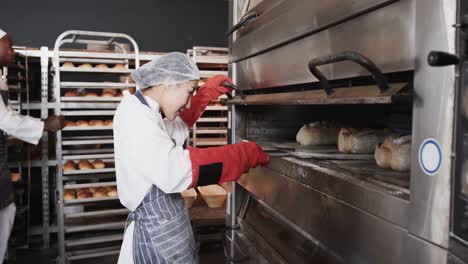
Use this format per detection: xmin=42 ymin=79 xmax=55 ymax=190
xmin=52 ymin=31 xmax=140 ymax=263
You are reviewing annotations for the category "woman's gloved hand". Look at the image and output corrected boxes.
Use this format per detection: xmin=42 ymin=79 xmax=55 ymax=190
xmin=188 ymin=142 xmax=270 ymax=187
xmin=179 ymin=75 xmax=233 ymax=128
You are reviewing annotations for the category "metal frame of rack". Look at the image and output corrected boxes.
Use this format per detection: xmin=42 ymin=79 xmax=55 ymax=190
xmin=4 ymin=51 xmax=32 ymax=262
xmin=188 ymin=47 xmax=229 ymax=147
xmin=52 ymin=30 xmax=140 ymax=264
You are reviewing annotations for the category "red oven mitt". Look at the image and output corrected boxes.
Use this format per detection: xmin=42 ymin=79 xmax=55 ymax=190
xmin=188 ymin=142 xmax=270 ymax=187
xmin=179 ymin=75 xmax=233 ymax=128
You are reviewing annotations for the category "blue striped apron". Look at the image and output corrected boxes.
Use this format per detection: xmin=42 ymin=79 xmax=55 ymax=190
xmin=128 ymin=91 xmax=197 ymax=263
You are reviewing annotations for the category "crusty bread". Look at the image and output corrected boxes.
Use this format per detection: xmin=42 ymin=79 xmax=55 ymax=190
xmin=338 ymin=128 xmax=389 ymax=154
xmin=104 ymin=120 xmax=113 ymax=126
xmin=296 ymin=121 xmax=340 ymax=146
xmin=375 ymin=134 xmax=411 ymax=171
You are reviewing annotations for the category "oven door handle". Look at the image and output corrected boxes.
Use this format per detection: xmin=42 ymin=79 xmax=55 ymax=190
xmin=307 ymin=51 xmax=390 ymax=96
xmin=226 ymin=11 xmax=258 ymax=37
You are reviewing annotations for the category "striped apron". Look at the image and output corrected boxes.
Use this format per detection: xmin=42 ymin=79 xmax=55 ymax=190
xmin=128 ymin=91 xmax=197 ymax=263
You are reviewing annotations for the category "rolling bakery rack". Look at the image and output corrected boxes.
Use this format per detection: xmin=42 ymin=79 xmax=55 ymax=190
xmin=52 ymin=30 xmax=139 ymax=263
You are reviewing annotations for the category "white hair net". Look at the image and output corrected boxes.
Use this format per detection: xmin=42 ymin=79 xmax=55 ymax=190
xmin=132 ymin=52 xmax=200 ymax=90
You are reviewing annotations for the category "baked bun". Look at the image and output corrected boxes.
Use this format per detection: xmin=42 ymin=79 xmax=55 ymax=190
xmin=93 ymin=188 xmax=108 ymax=198
xmin=78 ymin=159 xmax=93 ymax=170
xmin=95 ymin=64 xmax=109 ymax=69
xmin=77 ymin=189 xmax=93 ymax=199
xmin=10 ymin=173 xmax=20 ymax=182
xmin=84 ymin=92 xmax=99 ymax=97
xmin=78 ymin=63 xmax=93 ymax=69
xmin=65 ymin=121 xmax=76 ymax=127
xmin=76 ymin=120 xmax=89 ymax=127
xmin=63 ymin=160 xmax=76 ymax=172
xmin=104 ymin=120 xmax=113 ymax=126
xmin=64 ymin=190 xmax=76 ymax=200
xmin=89 ymin=120 xmax=105 ymax=126
xmin=107 ymin=186 xmax=118 ymax=197
xmin=64 ymin=91 xmax=79 ymax=97
xmin=113 ymin=64 xmax=126 ymax=69
xmin=92 ymin=159 xmax=106 ymax=169
xmin=62 ymin=62 xmax=75 ymax=68
xmin=101 ymin=91 xmax=115 ymax=98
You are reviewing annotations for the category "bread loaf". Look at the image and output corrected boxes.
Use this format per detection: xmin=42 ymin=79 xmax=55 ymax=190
xmin=65 ymin=121 xmax=76 ymax=127
xmin=296 ymin=121 xmax=340 ymax=146
xmin=104 ymin=120 xmax=113 ymax=126
xmin=338 ymin=128 xmax=389 ymax=154
xmin=375 ymin=135 xmax=411 ymax=171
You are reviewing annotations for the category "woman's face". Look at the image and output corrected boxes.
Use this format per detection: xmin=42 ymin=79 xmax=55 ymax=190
xmin=161 ymin=80 xmax=198 ymax=120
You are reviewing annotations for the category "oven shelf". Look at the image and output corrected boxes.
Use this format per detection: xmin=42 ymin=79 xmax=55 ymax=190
xmin=229 ymin=83 xmax=411 ymax=106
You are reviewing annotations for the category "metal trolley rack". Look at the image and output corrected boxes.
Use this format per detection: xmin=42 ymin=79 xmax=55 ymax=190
xmin=188 ymin=47 xmax=229 ymax=147
xmin=52 ymin=30 xmax=139 ymax=263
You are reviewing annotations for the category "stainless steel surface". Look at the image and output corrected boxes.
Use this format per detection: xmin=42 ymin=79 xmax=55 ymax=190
xmin=232 ymin=0 xmax=415 ymax=90
xmin=232 ymin=0 xmax=397 ymax=61
xmin=240 ymin=156 xmax=409 ymax=228
xmin=409 ymin=0 xmax=457 ymax=248
xmin=404 ymin=234 xmax=449 ymax=264
xmin=236 ymin=164 xmax=408 ymax=263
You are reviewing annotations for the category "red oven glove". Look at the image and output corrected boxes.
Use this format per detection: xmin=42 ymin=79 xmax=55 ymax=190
xmin=179 ymin=75 xmax=233 ymax=128
xmin=188 ymin=142 xmax=270 ymax=187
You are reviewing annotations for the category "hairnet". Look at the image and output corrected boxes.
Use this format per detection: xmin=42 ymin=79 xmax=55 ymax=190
xmin=132 ymin=52 xmax=200 ymax=90
xmin=0 ymin=29 xmax=6 ymax=39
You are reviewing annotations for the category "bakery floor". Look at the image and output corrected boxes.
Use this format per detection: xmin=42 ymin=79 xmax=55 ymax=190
xmin=12 ymin=241 xmax=226 ymax=263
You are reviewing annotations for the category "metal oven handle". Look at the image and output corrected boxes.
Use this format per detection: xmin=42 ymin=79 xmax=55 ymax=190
xmin=307 ymin=51 xmax=390 ymax=96
xmin=226 ymin=11 xmax=259 ymax=37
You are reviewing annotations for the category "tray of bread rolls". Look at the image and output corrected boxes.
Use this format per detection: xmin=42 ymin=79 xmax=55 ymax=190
xmin=62 ymin=159 xmax=115 ymax=175
xmin=59 ymin=62 xmax=132 ymax=74
xmin=64 ymin=185 xmax=119 ymax=205
xmin=62 ymin=88 xmax=123 ymax=102
xmin=63 ymin=119 xmax=113 ymax=131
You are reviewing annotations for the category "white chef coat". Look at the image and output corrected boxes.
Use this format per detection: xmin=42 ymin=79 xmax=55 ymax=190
xmin=0 ymin=80 xmax=44 ymax=145
xmin=114 ymin=90 xmax=193 ymax=264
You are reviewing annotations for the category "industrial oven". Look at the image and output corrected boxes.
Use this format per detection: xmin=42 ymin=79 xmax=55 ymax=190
xmin=224 ymin=0 xmax=468 ymax=263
